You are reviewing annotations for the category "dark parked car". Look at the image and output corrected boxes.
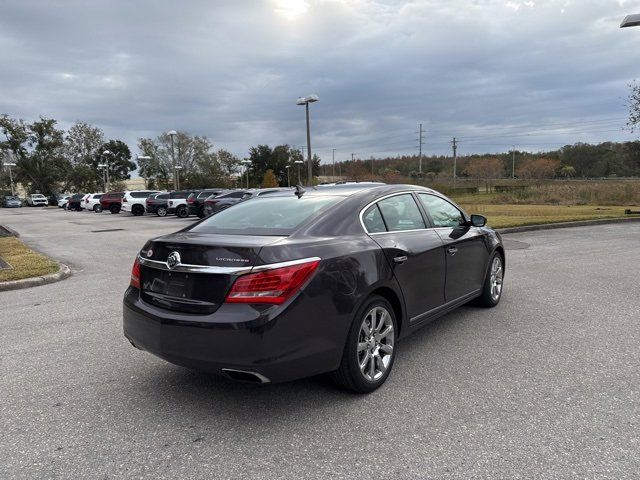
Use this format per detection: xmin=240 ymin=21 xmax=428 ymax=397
xmin=167 ymin=190 xmax=197 ymax=218
xmin=146 ymin=193 xmax=170 ymax=216
xmin=202 ymin=189 xmax=248 ymax=216
xmin=187 ymin=188 xmax=228 ymax=218
xmin=124 ymin=185 xmax=504 ymax=392
xmin=66 ymin=193 xmax=86 ymax=211
xmin=2 ymin=195 xmax=22 ymax=208
xmin=100 ymin=191 xmax=125 ymax=214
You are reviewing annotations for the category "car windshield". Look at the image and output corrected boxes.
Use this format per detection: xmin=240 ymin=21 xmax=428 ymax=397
xmin=33 ymin=194 xmax=46 ymax=198
xmin=190 ymin=195 xmax=342 ymax=236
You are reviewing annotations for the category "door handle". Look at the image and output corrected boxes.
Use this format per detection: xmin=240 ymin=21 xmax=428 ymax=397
xmin=393 ymin=255 xmax=408 ymax=264
xmin=447 ymin=246 xmax=458 ymax=256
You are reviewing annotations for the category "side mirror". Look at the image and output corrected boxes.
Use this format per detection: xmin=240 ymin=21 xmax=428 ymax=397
xmin=470 ymin=214 xmax=487 ymax=227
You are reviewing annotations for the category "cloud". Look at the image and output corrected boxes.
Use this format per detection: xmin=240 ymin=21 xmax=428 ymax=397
xmin=0 ymin=0 xmax=637 ymax=163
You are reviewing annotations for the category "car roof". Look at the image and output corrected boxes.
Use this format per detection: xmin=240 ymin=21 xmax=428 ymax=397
xmin=264 ymin=184 xmax=437 ymax=198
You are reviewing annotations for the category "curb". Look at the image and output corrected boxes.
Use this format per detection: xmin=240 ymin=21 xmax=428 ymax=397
xmin=0 ymin=263 xmax=72 ymax=292
xmin=497 ymin=216 xmax=640 ymax=234
xmin=0 ymin=225 xmax=20 ymax=237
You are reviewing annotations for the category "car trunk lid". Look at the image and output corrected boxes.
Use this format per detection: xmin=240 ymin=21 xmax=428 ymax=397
xmin=139 ymin=233 xmax=285 ymax=314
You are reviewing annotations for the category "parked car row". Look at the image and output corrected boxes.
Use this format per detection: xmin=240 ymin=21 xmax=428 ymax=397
xmin=54 ymin=187 xmax=293 ymax=219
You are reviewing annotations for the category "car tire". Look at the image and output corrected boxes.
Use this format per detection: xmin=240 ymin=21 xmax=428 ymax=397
xmin=110 ymin=205 xmax=120 ymax=214
xmin=156 ymin=206 xmax=167 ymax=217
xmin=93 ymin=205 xmax=102 ymax=213
xmin=176 ymin=205 xmax=189 ymax=218
xmin=197 ymin=206 xmax=205 ymax=218
xmin=331 ymin=295 xmax=398 ymax=393
xmin=132 ymin=204 xmax=144 ymax=216
xmin=475 ymin=251 xmax=504 ymax=308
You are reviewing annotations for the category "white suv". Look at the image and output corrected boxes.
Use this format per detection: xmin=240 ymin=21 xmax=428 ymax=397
xmin=120 ymin=190 xmax=159 ymax=216
xmin=26 ymin=194 xmax=48 ymax=207
xmin=83 ymin=193 xmax=104 ymax=212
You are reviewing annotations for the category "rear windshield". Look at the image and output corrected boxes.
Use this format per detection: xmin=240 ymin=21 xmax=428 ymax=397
xmin=190 ymin=195 xmax=342 ymax=236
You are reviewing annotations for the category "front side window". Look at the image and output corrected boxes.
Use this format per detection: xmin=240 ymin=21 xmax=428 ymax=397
xmin=376 ymin=194 xmax=426 ymax=232
xmin=418 ymin=194 xmax=465 ymax=228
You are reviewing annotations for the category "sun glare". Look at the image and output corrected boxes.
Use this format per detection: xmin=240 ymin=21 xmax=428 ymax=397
xmin=274 ymin=0 xmax=309 ymax=20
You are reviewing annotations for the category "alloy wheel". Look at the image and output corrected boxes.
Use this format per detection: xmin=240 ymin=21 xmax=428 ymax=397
xmin=489 ymin=256 xmax=503 ymax=301
xmin=357 ymin=306 xmax=395 ymax=382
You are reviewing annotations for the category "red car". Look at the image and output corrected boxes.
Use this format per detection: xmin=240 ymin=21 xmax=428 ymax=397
xmin=100 ymin=191 xmax=125 ymax=214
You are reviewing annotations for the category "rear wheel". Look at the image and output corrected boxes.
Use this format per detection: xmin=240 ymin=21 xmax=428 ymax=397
xmin=93 ymin=204 xmax=101 ymax=213
xmin=156 ymin=206 xmax=167 ymax=217
xmin=197 ymin=206 xmax=205 ymax=218
xmin=331 ymin=295 xmax=397 ymax=393
xmin=476 ymin=252 xmax=504 ymax=307
xmin=110 ymin=205 xmax=120 ymax=214
xmin=132 ymin=204 xmax=144 ymax=216
xmin=176 ymin=205 xmax=189 ymax=218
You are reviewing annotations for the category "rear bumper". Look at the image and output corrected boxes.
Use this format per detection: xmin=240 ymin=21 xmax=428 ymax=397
xmin=123 ymin=287 xmax=345 ymax=383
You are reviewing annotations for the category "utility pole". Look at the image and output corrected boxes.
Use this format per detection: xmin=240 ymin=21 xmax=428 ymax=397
xmin=351 ymin=153 xmax=355 ymax=162
xmin=332 ymin=148 xmax=336 ymax=180
xmin=512 ymin=145 xmax=516 ymax=179
xmin=371 ymin=157 xmax=374 ymax=181
xmin=451 ymin=137 xmax=458 ymax=189
xmin=417 ymin=123 xmax=425 ymax=174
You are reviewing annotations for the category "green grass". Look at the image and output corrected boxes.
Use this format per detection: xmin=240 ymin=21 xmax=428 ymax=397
xmin=0 ymin=237 xmax=59 ymax=282
xmin=456 ymin=203 xmax=631 ymax=228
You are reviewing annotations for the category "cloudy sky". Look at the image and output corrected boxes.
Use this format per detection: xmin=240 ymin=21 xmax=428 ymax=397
xmin=1 ymin=0 xmax=639 ymax=163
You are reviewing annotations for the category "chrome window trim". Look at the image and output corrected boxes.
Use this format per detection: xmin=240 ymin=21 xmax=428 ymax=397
xmin=138 ymin=255 xmax=321 ymax=275
xmin=359 ymin=190 xmax=428 ymax=235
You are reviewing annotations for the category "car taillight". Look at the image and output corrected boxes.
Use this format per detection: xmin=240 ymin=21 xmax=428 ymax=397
xmin=225 ymin=259 xmax=320 ymax=305
xmin=122 ymin=197 xmax=128 ymax=202
xmin=130 ymin=257 xmax=141 ymax=289
xmin=187 ymin=197 xmax=195 ymax=204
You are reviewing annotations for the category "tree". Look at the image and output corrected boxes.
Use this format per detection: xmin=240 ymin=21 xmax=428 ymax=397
xmin=90 ymin=140 xmax=135 ymax=190
xmin=516 ymin=158 xmax=559 ymax=181
xmin=65 ymin=122 xmax=104 ymax=166
xmin=628 ymin=81 xmax=640 ymax=133
xmin=463 ymin=158 xmax=504 ymax=192
xmin=261 ymin=169 xmax=279 ymax=187
xmin=17 ymin=117 xmax=70 ymax=195
xmin=559 ymin=165 xmax=576 ymax=179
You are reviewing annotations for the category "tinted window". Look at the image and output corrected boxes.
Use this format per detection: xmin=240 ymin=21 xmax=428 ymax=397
xmin=156 ymin=193 xmax=169 ymax=200
xmin=170 ymin=191 xmax=190 ymax=199
xmin=132 ymin=191 xmax=157 ymax=198
xmin=190 ymin=196 xmax=341 ymax=236
xmin=218 ymin=191 xmax=245 ymax=199
xmin=94 ymin=194 xmax=103 ymax=199
xmin=418 ymin=194 xmax=465 ymax=228
xmin=377 ymin=194 xmax=426 ymax=232
xmin=362 ymin=204 xmax=387 ymax=233
xmin=257 ymin=190 xmax=281 ymax=196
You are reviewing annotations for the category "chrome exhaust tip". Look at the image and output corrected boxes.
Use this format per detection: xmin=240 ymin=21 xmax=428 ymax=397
xmin=221 ymin=368 xmax=271 ymax=384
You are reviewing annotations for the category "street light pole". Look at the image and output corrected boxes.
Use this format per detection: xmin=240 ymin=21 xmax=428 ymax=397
xmin=332 ymin=148 xmax=336 ymax=180
xmin=294 ymin=160 xmax=303 ymax=184
xmin=285 ymin=165 xmax=291 ymax=187
xmin=101 ymin=150 xmax=112 ymax=191
xmin=167 ymin=130 xmax=178 ymax=190
xmin=296 ymin=94 xmax=319 ymax=186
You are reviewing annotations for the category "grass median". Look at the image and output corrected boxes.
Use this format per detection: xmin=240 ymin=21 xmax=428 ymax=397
xmin=0 ymin=237 xmax=59 ymax=282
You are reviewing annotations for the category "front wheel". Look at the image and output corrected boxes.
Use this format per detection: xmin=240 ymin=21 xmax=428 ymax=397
xmin=331 ymin=295 xmax=397 ymax=393
xmin=476 ymin=252 xmax=504 ymax=307
xmin=110 ymin=205 xmax=120 ymax=214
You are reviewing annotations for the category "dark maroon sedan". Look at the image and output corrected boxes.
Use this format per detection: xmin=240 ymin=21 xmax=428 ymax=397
xmin=124 ymin=184 xmax=504 ymax=392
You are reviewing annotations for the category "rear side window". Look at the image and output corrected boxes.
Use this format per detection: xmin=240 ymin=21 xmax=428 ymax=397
xmin=190 ymin=196 xmax=341 ymax=236
xmin=156 ymin=193 xmax=169 ymax=200
xmin=171 ymin=191 xmax=189 ymax=199
xmin=94 ymin=194 xmax=103 ymax=199
xmin=377 ymin=194 xmax=426 ymax=232
xmin=417 ymin=194 xmax=465 ymax=228
xmin=132 ymin=191 xmax=156 ymax=198
xmin=362 ymin=205 xmax=387 ymax=233
xmin=218 ymin=191 xmax=245 ymax=199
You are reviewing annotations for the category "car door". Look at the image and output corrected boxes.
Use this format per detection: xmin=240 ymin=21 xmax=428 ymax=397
xmin=416 ymin=193 xmax=488 ymax=302
xmin=362 ymin=193 xmax=446 ymax=322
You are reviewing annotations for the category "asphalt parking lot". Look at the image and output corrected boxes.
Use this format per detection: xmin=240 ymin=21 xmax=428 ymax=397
xmin=1 ymin=207 xmax=639 ymax=479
